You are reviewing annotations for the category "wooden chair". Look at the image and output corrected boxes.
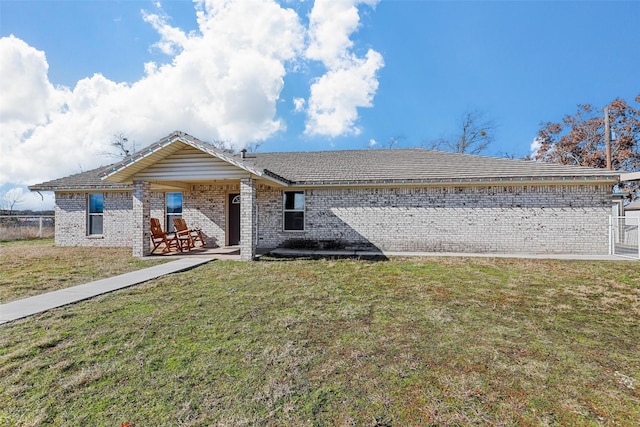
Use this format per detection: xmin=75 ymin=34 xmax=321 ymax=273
xmin=173 ymin=218 xmax=206 ymax=248
xmin=150 ymin=218 xmax=183 ymax=253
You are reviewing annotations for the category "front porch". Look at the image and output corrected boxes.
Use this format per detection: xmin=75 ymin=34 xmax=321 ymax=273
xmin=131 ymin=178 xmax=260 ymax=260
xmin=96 ymin=134 xmax=290 ymax=261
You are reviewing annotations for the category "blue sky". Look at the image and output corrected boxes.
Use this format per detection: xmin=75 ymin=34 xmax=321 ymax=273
xmin=1 ymin=0 xmax=639 ymax=210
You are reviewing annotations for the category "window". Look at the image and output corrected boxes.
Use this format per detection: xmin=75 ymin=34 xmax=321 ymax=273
xmin=283 ymin=191 xmax=304 ymax=231
xmin=88 ymin=193 xmax=104 ymax=235
xmin=166 ymin=192 xmax=183 ymax=232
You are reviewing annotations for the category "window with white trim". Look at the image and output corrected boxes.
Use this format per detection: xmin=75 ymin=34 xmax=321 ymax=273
xmin=87 ymin=193 xmax=104 ymax=235
xmin=283 ymin=191 xmax=305 ymax=231
xmin=166 ymin=192 xmax=183 ymax=232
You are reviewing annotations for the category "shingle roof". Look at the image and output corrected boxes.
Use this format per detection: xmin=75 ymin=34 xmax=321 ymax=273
xmin=29 ymin=165 xmax=132 ymax=191
xmin=29 ymin=132 xmax=621 ymax=191
xmin=243 ymin=149 xmax=620 ymax=185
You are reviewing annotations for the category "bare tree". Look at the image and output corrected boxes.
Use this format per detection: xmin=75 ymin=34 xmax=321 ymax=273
xmin=385 ymin=135 xmax=406 ymax=149
xmin=369 ymin=135 xmax=406 ymax=149
xmin=210 ymin=140 xmax=236 ymax=154
xmin=2 ymin=187 xmax=24 ymax=215
xmin=431 ymin=110 xmax=498 ymax=155
xmin=103 ymin=132 xmax=137 ymax=159
xmin=246 ymin=141 xmax=262 ymax=153
xmin=497 ymin=151 xmax=522 ymax=160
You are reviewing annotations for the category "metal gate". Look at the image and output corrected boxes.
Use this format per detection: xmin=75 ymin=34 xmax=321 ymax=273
xmin=610 ymin=216 xmax=640 ymax=259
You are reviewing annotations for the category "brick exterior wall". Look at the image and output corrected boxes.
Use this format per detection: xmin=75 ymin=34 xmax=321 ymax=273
xmin=55 ymin=192 xmax=134 ymax=247
xmin=54 ymin=182 xmax=613 ymax=255
xmin=184 ymin=184 xmax=239 ymax=247
xmin=54 ymin=185 xmax=238 ymax=250
xmin=256 ymin=184 xmax=613 ymax=255
xmin=240 ymin=178 xmax=257 ymax=260
xmin=132 ymin=181 xmax=151 ymax=257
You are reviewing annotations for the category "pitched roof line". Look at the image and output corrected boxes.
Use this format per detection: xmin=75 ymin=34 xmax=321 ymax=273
xmin=98 ymin=131 xmax=290 ymax=186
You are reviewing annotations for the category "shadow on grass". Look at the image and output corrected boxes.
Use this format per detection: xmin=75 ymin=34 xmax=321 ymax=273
xmin=258 ymin=253 xmax=390 ymax=262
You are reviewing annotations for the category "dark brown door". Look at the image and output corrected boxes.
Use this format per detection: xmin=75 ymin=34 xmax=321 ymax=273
xmin=228 ymin=193 xmax=240 ymax=245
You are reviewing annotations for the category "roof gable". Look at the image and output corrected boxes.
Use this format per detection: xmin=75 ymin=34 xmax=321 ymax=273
xmin=100 ymin=131 xmax=287 ymax=185
xmin=111 ymin=144 xmax=252 ymax=182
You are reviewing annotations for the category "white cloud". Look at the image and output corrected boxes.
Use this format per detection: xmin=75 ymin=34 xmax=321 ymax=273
xmin=530 ymin=137 xmax=542 ymax=157
xmin=305 ymin=48 xmax=383 ymax=137
xmin=368 ymin=138 xmax=377 ymax=147
xmin=303 ymin=0 xmax=384 ymax=137
xmin=142 ymin=10 xmax=190 ymax=56
xmin=0 ymin=0 xmax=305 ymax=188
xmin=293 ymin=97 xmax=305 ymax=112
xmin=0 ymin=0 xmax=383 ymax=200
xmin=0 ymin=35 xmax=69 ymax=141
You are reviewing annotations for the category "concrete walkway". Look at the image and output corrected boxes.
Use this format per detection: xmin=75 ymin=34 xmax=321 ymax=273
xmin=0 ymin=258 xmax=211 ymax=325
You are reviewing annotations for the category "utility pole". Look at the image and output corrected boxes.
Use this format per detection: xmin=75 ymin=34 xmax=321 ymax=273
xmin=604 ymin=107 xmax=612 ymax=170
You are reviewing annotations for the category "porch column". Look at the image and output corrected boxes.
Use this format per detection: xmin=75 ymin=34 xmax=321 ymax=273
xmin=132 ymin=180 xmax=151 ymax=257
xmin=240 ymin=178 xmax=257 ymax=261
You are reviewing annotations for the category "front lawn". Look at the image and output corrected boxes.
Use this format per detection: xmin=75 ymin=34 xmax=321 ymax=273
xmin=1 ymin=257 xmax=638 ymax=426
xmin=0 ymin=239 xmax=167 ymax=302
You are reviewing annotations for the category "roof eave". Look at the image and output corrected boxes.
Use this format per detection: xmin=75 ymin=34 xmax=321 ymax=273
xmin=286 ymin=175 xmax=620 ymax=187
xmin=29 ymin=184 xmax=133 ymax=192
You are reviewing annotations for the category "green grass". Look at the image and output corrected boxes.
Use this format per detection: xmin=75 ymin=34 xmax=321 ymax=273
xmin=0 ymin=239 xmax=167 ymax=302
xmin=1 ymin=255 xmax=639 ymax=426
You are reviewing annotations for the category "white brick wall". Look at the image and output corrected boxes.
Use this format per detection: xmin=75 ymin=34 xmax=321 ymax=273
xmin=256 ymin=184 xmax=612 ymax=255
xmin=54 ymin=182 xmax=613 ymax=255
xmin=132 ymin=181 xmax=151 ymax=256
xmin=240 ymin=178 xmax=257 ymax=260
xmin=184 ymin=184 xmax=238 ymax=247
xmin=55 ymin=192 xmax=133 ymax=247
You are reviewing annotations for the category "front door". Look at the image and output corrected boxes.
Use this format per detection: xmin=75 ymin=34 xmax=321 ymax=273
xmin=228 ymin=193 xmax=241 ymax=246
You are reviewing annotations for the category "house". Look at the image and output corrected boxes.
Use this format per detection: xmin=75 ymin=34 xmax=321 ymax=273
xmin=30 ymin=131 xmax=621 ymax=260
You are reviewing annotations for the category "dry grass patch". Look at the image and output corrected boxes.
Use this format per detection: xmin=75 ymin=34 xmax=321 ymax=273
xmin=0 ymin=257 xmax=638 ymax=426
xmin=0 ymin=239 xmax=167 ymax=302
xmin=0 ymin=225 xmax=54 ymax=240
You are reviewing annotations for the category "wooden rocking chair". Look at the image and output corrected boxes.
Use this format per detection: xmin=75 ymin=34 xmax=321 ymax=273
xmin=150 ymin=218 xmax=181 ymax=253
xmin=173 ymin=218 xmax=206 ymax=248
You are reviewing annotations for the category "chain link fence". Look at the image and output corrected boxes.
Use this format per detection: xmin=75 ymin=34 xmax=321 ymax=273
xmin=0 ymin=216 xmax=55 ymax=240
